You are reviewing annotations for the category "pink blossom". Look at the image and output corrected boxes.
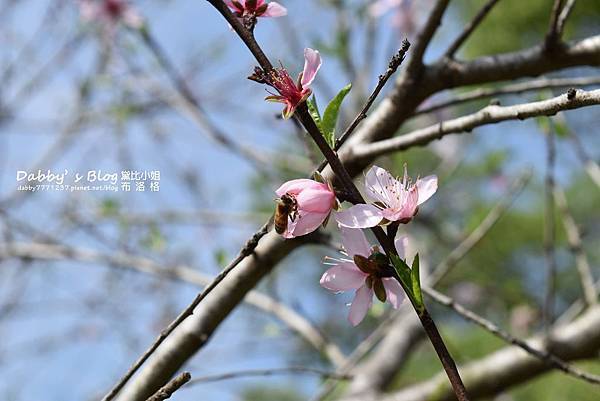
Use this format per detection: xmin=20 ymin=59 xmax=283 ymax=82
xmin=335 ymin=165 xmax=437 ymax=229
xmin=265 ymin=48 xmax=322 ymax=119
xmin=275 ymin=178 xmax=335 ymax=239
xmin=225 ymin=0 xmax=287 ymax=18
xmin=320 ymin=226 xmax=407 ymax=326
xmin=79 ymin=0 xmax=143 ymax=31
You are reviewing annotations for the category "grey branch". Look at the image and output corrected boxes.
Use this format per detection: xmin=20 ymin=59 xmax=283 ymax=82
xmin=352 ymin=89 xmax=600 ymax=161
xmin=186 ymin=367 xmax=351 ymax=386
xmin=413 ymin=75 xmax=600 ymax=116
xmin=444 ymin=0 xmax=501 ymax=59
xmin=554 ymin=187 xmax=597 ymax=306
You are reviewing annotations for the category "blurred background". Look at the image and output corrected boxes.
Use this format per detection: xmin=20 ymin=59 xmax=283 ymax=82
xmin=0 ymin=0 xmax=599 ymax=400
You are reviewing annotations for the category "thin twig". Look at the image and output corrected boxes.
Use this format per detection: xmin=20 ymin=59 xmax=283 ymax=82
xmin=556 ymin=0 xmax=577 ymax=39
xmin=429 ymin=170 xmax=532 ymax=285
xmin=545 ymin=0 xmax=566 ymax=49
xmin=186 ymin=367 xmax=352 ymax=386
xmin=568 ymin=129 xmax=600 ymax=189
xmin=145 ymin=372 xmax=191 ymax=401
xmin=315 ymin=41 xmax=410 ymax=173
xmin=554 ymin=187 xmax=597 ymax=306
xmin=406 ymin=0 xmax=450 ymax=75
xmin=425 ymin=287 xmax=600 ymax=385
xmin=0 ymin=240 xmax=347 ymax=367
xmin=413 ymin=75 xmax=600 ymax=117
xmin=543 ymin=126 xmax=557 ymax=330
xmin=100 ymin=221 xmax=271 ymax=401
xmin=137 ymin=27 xmax=272 ymax=171
xmin=445 ymin=0 xmax=501 ymax=59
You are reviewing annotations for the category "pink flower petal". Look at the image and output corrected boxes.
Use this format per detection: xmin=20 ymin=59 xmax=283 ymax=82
xmin=382 ymin=278 xmax=405 ymax=309
xmin=416 ymin=175 xmax=438 ymax=205
xmin=335 ymin=204 xmax=383 ymax=228
xmin=394 ymin=235 xmax=408 ymax=259
xmin=296 ymin=187 xmax=334 ymax=213
xmin=289 ymin=210 xmax=328 ymax=237
xmin=320 ymin=263 xmax=366 ymax=292
xmin=275 ymin=179 xmax=326 ymax=197
xmin=262 ymin=2 xmax=287 ymax=17
xmin=365 ymin=165 xmax=396 ymax=206
xmin=340 ymin=226 xmax=371 ymax=258
xmin=348 ymin=285 xmax=373 ymax=326
xmin=301 ymin=48 xmax=322 ymax=88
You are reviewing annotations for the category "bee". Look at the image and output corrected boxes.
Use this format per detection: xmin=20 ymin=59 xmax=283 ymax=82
xmin=274 ymin=193 xmax=298 ymax=234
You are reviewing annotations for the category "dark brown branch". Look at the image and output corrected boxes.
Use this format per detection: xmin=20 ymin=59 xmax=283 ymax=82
xmin=556 ymin=0 xmax=577 ymax=39
xmin=445 ymin=0 xmax=501 ymax=59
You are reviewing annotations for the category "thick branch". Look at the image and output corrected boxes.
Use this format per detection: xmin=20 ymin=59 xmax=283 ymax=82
xmin=344 ymin=306 xmax=600 ymax=401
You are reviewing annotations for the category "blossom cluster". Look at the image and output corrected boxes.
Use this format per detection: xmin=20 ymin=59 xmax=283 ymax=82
xmin=275 ymin=165 xmax=437 ymax=325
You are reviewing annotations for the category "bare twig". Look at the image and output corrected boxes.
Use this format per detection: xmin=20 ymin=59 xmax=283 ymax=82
xmin=137 ymin=27 xmax=272 ymax=171
xmin=429 ymin=170 xmax=532 ymax=285
xmin=568 ymin=129 xmax=600 ymax=189
xmin=353 ymin=89 xmax=600 ymax=161
xmin=543 ymin=126 xmax=557 ymax=329
xmin=545 ymin=0 xmax=566 ymax=49
xmin=0 ymin=240 xmax=347 ymax=367
xmin=554 ymin=187 xmax=597 ymax=306
xmin=413 ymin=76 xmax=600 ymax=117
xmin=425 ymin=287 xmax=600 ymax=385
xmin=186 ymin=367 xmax=351 ymax=386
xmin=406 ymin=0 xmax=450 ymax=74
xmin=315 ymin=41 xmax=411 ymax=173
xmin=556 ymin=0 xmax=577 ymax=39
xmin=445 ymin=0 xmax=501 ymax=59
xmin=100 ymin=221 xmax=271 ymax=401
xmin=145 ymin=372 xmax=191 ymax=401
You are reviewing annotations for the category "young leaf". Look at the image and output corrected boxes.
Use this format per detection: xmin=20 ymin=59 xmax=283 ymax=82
xmin=410 ymin=254 xmax=424 ymax=312
xmin=390 ymin=254 xmax=412 ymax=297
xmin=306 ymin=95 xmax=322 ymax=132
xmin=322 ymin=83 xmax=352 ymax=148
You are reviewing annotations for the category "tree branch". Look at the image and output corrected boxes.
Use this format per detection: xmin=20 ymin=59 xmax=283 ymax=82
xmin=0 ymin=241 xmax=347 ymax=367
xmin=413 ymin=75 xmax=600 ymax=117
xmin=144 ymin=372 xmax=191 ymax=401
xmin=352 ymin=89 xmax=600 ymax=161
xmin=554 ymin=187 xmax=597 ymax=307
xmin=444 ymin=0 xmax=501 ymax=59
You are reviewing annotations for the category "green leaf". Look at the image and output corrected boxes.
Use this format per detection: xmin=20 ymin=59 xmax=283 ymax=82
xmin=390 ymin=254 xmax=412 ymax=296
xmin=322 ymin=83 xmax=352 ymax=148
xmin=306 ymin=95 xmax=322 ymax=132
xmin=410 ymin=254 xmax=424 ymax=313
